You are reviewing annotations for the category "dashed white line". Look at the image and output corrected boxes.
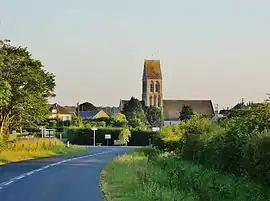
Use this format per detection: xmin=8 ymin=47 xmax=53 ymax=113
xmin=14 ymin=175 xmax=25 ymax=180
xmin=0 ymin=149 xmax=114 ymax=190
xmin=3 ymin=181 xmax=14 ymax=186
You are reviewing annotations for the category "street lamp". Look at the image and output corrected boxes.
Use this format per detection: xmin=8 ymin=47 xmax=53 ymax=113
xmin=91 ymin=127 xmax=98 ymax=146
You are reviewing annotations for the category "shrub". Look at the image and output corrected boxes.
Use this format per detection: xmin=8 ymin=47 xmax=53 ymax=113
xmin=118 ymin=128 xmax=131 ymax=145
xmin=156 ymin=103 xmax=270 ymax=186
xmin=65 ymin=127 xmax=154 ymax=146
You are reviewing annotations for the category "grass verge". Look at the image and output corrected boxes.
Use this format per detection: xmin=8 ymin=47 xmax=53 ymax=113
xmin=101 ymin=148 xmax=270 ymax=201
xmin=0 ymin=138 xmax=88 ymax=165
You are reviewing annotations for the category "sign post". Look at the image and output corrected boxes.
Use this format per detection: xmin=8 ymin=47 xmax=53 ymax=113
xmin=151 ymin=127 xmax=160 ymax=147
xmin=91 ymin=127 xmax=98 ymax=146
xmin=105 ymin=134 xmax=111 ymax=146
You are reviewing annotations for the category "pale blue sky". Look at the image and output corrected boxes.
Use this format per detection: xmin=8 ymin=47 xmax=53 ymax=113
xmin=1 ymin=0 xmax=269 ymax=109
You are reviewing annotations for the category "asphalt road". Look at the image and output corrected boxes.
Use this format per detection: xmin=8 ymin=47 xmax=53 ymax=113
xmin=0 ymin=146 xmax=130 ymax=201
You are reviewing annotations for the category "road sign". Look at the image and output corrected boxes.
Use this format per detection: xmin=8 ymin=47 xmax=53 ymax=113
xmin=105 ymin=134 xmax=111 ymax=139
xmin=44 ymin=128 xmax=55 ymax=138
xmin=152 ymin=127 xmax=160 ymax=132
xmin=124 ymin=137 xmax=129 ymax=142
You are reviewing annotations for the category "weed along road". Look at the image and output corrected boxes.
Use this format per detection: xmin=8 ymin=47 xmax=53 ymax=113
xmin=0 ymin=146 xmax=130 ymax=201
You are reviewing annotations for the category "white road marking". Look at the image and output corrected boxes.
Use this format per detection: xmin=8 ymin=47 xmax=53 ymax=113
xmin=0 ymin=149 xmax=114 ymax=190
xmin=3 ymin=181 xmax=14 ymax=186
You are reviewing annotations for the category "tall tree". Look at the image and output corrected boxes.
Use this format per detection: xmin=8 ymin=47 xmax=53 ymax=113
xmin=79 ymin=102 xmax=96 ymax=111
xmin=122 ymin=97 xmax=148 ymax=128
xmin=112 ymin=113 xmax=128 ymax=127
xmin=146 ymin=106 xmax=162 ymax=127
xmin=0 ymin=41 xmax=55 ymax=139
xmin=0 ymin=81 xmax=11 ymax=107
xmin=179 ymin=105 xmax=194 ymax=121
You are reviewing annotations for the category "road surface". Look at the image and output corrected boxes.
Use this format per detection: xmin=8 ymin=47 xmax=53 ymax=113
xmin=0 ymin=146 xmax=130 ymax=201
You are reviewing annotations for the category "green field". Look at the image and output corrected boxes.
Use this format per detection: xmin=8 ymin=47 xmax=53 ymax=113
xmin=0 ymin=138 xmax=88 ymax=165
xmin=101 ymin=149 xmax=270 ymax=201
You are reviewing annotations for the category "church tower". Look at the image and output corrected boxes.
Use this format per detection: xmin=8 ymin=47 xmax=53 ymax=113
xmin=142 ymin=60 xmax=163 ymax=109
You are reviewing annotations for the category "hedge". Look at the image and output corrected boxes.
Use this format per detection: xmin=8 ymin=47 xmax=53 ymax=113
xmin=65 ymin=127 xmax=154 ymax=146
xmin=154 ymin=109 xmax=270 ymax=187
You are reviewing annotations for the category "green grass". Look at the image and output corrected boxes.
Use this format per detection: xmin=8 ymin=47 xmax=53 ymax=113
xmin=100 ymin=149 xmax=270 ymax=201
xmin=0 ymin=138 xmax=88 ymax=165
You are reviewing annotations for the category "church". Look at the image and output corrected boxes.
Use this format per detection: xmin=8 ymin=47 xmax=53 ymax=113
xmin=119 ymin=59 xmax=214 ymax=126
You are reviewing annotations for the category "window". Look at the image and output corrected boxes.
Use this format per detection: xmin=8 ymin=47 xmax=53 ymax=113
xmin=150 ymin=96 xmax=153 ymax=106
xmin=150 ymin=81 xmax=154 ymax=92
xmin=154 ymin=96 xmax=157 ymax=107
xmin=158 ymin=96 xmax=161 ymax=107
xmin=156 ymin=81 xmax=160 ymax=92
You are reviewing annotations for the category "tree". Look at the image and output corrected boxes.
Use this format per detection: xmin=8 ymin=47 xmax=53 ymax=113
xmin=179 ymin=105 xmax=194 ymax=121
xmin=146 ymin=106 xmax=162 ymax=127
xmin=122 ymin=97 xmax=149 ymax=128
xmin=0 ymin=81 xmax=11 ymax=107
xmin=112 ymin=113 xmax=128 ymax=127
xmin=118 ymin=128 xmax=131 ymax=146
xmin=79 ymin=102 xmax=96 ymax=111
xmin=0 ymin=41 xmax=55 ymax=140
xmin=72 ymin=116 xmax=83 ymax=127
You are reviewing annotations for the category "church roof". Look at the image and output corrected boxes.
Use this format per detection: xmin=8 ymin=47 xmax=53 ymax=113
xmin=119 ymin=99 xmax=145 ymax=112
xmin=143 ymin=60 xmax=162 ymax=79
xmin=163 ymin=100 xmax=214 ymax=121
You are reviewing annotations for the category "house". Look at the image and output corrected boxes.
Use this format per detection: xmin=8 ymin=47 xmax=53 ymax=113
xmin=49 ymin=103 xmax=75 ymax=121
xmin=163 ymin=99 xmax=214 ymax=126
xmin=218 ymin=102 xmax=246 ymax=118
xmin=78 ymin=110 xmax=110 ymax=119
xmin=119 ymin=59 xmax=215 ymax=126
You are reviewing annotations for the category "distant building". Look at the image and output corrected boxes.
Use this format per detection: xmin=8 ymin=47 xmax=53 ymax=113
xmin=119 ymin=59 xmax=214 ymax=126
xmin=78 ymin=110 xmax=110 ymax=119
xmin=219 ymin=102 xmax=246 ymax=118
xmin=49 ymin=103 xmax=75 ymax=121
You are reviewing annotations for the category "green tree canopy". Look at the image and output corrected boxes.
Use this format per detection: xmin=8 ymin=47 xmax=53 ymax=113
xmin=179 ymin=105 xmax=194 ymax=121
xmin=122 ymin=97 xmax=148 ymax=128
xmin=112 ymin=113 xmax=128 ymax=127
xmin=118 ymin=128 xmax=131 ymax=146
xmin=79 ymin=102 xmax=96 ymax=111
xmin=0 ymin=41 xmax=55 ymax=139
xmin=0 ymin=81 xmax=11 ymax=107
xmin=146 ymin=106 xmax=162 ymax=127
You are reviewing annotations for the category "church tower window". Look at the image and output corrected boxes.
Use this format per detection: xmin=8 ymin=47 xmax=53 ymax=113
xmin=150 ymin=96 xmax=153 ymax=106
xmin=150 ymin=81 xmax=154 ymax=92
xmin=154 ymin=95 xmax=157 ymax=107
xmin=158 ymin=96 xmax=161 ymax=107
xmin=156 ymin=81 xmax=160 ymax=92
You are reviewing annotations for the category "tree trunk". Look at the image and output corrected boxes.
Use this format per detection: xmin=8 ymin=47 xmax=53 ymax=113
xmin=0 ymin=111 xmax=14 ymax=141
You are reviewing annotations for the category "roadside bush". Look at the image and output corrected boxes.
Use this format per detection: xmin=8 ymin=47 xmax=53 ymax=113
xmin=156 ymin=103 xmax=270 ymax=186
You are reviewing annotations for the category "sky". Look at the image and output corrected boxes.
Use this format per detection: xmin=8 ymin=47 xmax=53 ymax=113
xmin=1 ymin=0 xmax=269 ymax=109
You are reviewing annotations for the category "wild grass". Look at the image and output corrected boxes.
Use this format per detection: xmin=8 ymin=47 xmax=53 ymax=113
xmin=0 ymin=138 xmax=88 ymax=164
xmin=100 ymin=149 xmax=270 ymax=201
